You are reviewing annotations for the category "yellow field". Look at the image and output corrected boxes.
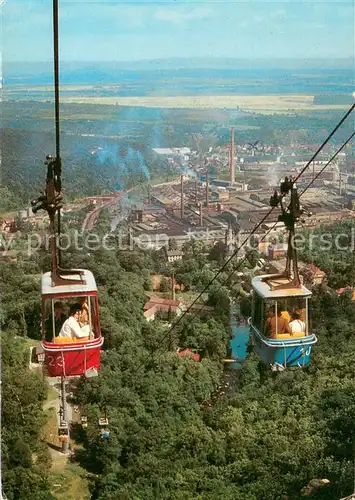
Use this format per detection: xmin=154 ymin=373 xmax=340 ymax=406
xmin=50 ymin=94 xmax=349 ymax=113
xmin=8 ymin=84 xmax=100 ymax=91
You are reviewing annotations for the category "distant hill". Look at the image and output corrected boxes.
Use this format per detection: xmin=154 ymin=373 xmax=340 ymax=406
xmin=4 ymin=57 xmax=353 ymax=85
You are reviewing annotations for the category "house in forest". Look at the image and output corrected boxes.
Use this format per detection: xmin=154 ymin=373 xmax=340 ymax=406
xmin=301 ymin=264 xmax=326 ymax=286
xmin=143 ymin=296 xmax=183 ymax=321
xmin=336 ymin=287 xmax=355 ymax=301
xmin=165 ymin=249 xmax=183 ymax=263
xmin=176 ymin=348 xmax=200 ymax=361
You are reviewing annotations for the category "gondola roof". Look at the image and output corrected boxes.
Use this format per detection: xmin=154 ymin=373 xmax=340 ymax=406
xmin=41 ymin=269 xmax=97 ymax=296
xmin=252 ymin=275 xmax=311 ymax=299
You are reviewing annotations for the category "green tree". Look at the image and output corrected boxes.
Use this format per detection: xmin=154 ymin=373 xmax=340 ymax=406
xmin=159 ymin=276 xmax=170 ymax=292
xmin=168 ymin=238 xmax=178 ymax=251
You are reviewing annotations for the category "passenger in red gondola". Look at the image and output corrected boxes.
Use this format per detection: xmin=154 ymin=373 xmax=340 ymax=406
xmin=45 ymin=302 xmax=66 ymax=341
xmin=79 ymin=298 xmax=89 ymax=327
xmin=59 ymin=304 xmax=91 ymax=340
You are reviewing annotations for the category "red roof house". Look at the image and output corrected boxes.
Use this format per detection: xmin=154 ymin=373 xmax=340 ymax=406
xmin=143 ymin=296 xmax=183 ymax=321
xmin=176 ymin=348 xmax=200 ymax=361
xmin=336 ymin=287 xmax=355 ymax=301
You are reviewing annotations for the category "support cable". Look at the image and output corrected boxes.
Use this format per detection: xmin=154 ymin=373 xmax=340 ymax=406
xmin=53 ymin=0 xmax=62 ymax=266
xmin=299 ymin=132 xmax=355 ymax=196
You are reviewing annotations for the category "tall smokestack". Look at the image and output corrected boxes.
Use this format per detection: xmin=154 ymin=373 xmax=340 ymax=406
xmin=195 ymin=177 xmax=198 ymax=204
xmin=147 ymin=183 xmax=151 ymax=204
xmin=180 ymin=175 xmax=184 ymax=219
xmin=199 ymin=203 xmax=203 ymax=227
xmin=230 ymin=127 xmax=235 ymax=184
xmin=206 ymin=170 xmax=209 ymax=210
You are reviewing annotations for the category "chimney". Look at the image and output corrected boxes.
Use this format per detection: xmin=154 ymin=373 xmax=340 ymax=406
xmin=199 ymin=203 xmax=203 ymax=226
xmin=171 ymin=273 xmax=176 ymax=301
xmin=180 ymin=175 xmax=184 ymax=219
xmin=230 ymin=127 xmax=235 ymax=184
xmin=147 ymin=183 xmax=151 ymax=204
xmin=206 ymin=170 xmax=209 ymax=209
xmin=195 ymin=177 xmax=198 ymax=204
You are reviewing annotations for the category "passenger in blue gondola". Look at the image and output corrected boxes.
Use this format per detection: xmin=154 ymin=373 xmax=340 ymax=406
xmin=289 ymin=311 xmax=306 ymax=333
xmin=59 ymin=304 xmax=91 ymax=339
xmin=265 ymin=307 xmax=291 ymax=338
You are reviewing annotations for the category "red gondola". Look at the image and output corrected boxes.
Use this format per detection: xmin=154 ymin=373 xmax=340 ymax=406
xmin=32 ymin=150 xmax=104 ymax=379
xmin=40 ymin=269 xmax=104 ymax=377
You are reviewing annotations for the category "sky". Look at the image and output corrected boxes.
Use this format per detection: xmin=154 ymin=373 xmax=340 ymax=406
xmin=2 ymin=0 xmax=354 ymax=62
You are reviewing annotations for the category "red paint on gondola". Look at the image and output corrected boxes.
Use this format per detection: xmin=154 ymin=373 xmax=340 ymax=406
xmin=42 ymin=336 xmax=103 ymax=377
xmin=40 ymin=270 xmax=104 ymax=378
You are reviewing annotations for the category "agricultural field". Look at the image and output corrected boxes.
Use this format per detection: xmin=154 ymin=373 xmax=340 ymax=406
xmin=56 ymin=93 xmax=350 ymax=113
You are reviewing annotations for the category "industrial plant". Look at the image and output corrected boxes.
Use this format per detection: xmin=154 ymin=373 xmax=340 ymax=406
xmin=123 ymin=128 xmax=353 ymax=251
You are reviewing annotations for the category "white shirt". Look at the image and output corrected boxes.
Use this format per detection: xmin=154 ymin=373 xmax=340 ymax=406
xmin=289 ymin=319 xmax=305 ymax=333
xmin=59 ymin=316 xmax=91 ymax=339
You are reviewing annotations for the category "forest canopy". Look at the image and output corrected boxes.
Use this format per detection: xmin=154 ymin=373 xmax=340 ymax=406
xmin=2 ymin=220 xmax=355 ymax=499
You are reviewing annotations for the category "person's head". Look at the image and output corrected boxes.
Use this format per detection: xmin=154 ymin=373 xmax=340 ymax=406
xmin=267 ymin=307 xmax=275 ymax=318
xmin=277 ymin=309 xmax=283 ymax=317
xmin=69 ymin=304 xmax=82 ymax=320
xmin=292 ymin=311 xmax=300 ymax=320
xmin=54 ymin=302 xmax=64 ymax=317
xmin=278 ymin=301 xmax=286 ymax=311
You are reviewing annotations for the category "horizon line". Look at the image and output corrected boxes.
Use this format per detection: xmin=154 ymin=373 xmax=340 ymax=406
xmin=5 ymin=56 xmax=353 ymax=62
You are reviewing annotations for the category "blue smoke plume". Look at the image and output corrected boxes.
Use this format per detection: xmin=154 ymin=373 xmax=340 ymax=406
xmin=95 ymin=142 xmax=150 ymax=188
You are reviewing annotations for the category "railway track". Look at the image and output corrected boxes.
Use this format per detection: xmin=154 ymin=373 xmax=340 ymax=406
xmin=82 ymin=177 xmax=181 ymax=232
xmin=82 ymin=192 xmax=123 ymax=231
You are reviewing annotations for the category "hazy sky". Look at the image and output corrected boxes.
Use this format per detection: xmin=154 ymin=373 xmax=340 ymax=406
xmin=2 ymin=0 xmax=354 ymax=62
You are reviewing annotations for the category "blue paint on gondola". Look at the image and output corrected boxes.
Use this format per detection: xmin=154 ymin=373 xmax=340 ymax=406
xmin=251 ymin=323 xmax=317 ymax=369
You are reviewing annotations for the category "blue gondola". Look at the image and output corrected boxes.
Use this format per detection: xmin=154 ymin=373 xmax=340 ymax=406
xmin=249 ymin=275 xmax=317 ymax=370
xmin=249 ymin=177 xmax=317 ymax=370
xmin=99 ymin=417 xmax=110 ymax=439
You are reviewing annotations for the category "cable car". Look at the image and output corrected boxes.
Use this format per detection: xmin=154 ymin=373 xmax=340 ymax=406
xmin=250 ymin=275 xmax=317 ymax=370
xmin=99 ymin=417 xmax=110 ymax=439
xmin=249 ymin=178 xmax=317 ymax=370
xmin=58 ymin=421 xmax=69 ymax=443
xmin=40 ymin=269 xmax=104 ymax=378
xmin=31 ymin=137 xmax=103 ymax=380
